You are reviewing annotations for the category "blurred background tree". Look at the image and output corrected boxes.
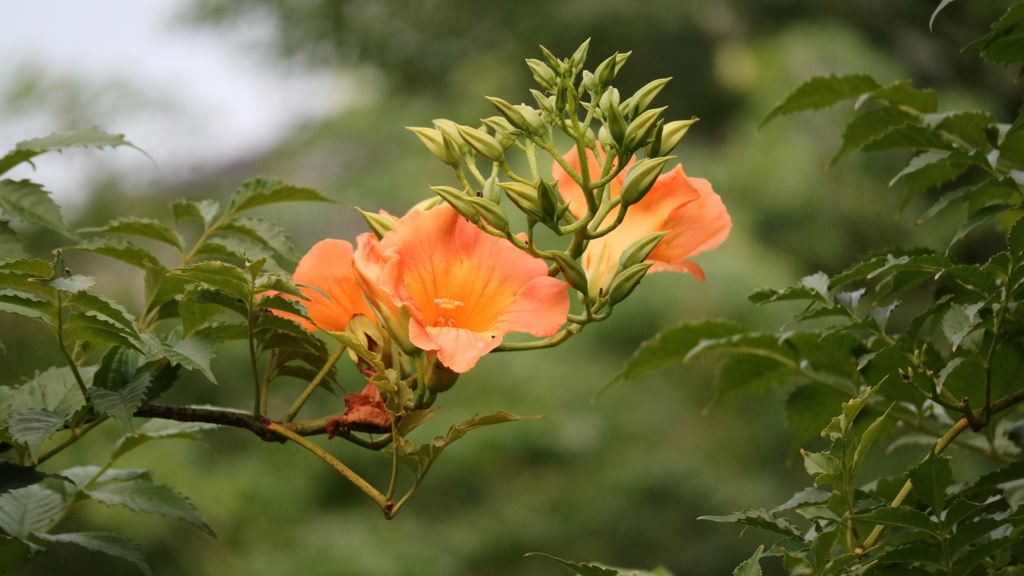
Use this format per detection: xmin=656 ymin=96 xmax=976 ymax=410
xmin=3 ymin=1 xmax=1017 ymax=575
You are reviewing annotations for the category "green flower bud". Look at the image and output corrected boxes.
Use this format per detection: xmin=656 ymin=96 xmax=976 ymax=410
xmin=597 ymin=125 xmax=616 ymax=151
xmin=645 ymin=121 xmax=665 ymax=157
xmin=624 ymin=107 xmax=666 ymax=152
xmin=581 ymin=70 xmax=597 ymax=94
xmin=531 ymin=89 xmax=557 ymax=117
xmin=499 ymin=181 xmax=545 ymax=220
xmin=526 ymin=58 xmax=557 ymax=91
xmin=581 ymin=127 xmax=597 ymax=149
xmin=407 ymin=196 xmax=445 ymax=214
xmin=549 ymin=251 xmax=589 ymax=293
xmin=536 ymin=179 xmax=561 ymax=223
xmin=408 ymin=126 xmax=460 ymax=166
xmin=357 ymin=208 xmax=395 ymax=240
xmin=652 ymin=118 xmax=698 ymax=157
xmin=514 ymin=104 xmax=547 ymax=138
xmin=481 ymin=175 xmax=501 ymax=204
xmin=540 ymin=45 xmax=564 ymax=74
xmin=481 ymin=116 xmax=519 ymax=148
xmin=431 ymin=186 xmax=481 ymax=223
xmin=465 ymin=195 xmax=510 ymax=232
xmin=617 ymin=231 xmax=668 ymax=270
xmin=620 ymin=156 xmax=673 ymax=207
xmin=607 ymin=262 xmax=653 ymax=305
xmin=594 ymin=53 xmax=620 ymax=89
xmin=486 ymin=97 xmax=531 ymax=134
xmin=599 ymin=89 xmax=626 ymax=146
xmin=622 ymin=78 xmax=671 ymax=117
xmin=569 ymin=39 xmax=590 ymax=73
xmin=456 ymin=124 xmax=505 ymax=163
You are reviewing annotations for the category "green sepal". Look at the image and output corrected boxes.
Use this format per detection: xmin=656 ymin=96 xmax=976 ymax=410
xmin=549 ymin=251 xmax=588 ymax=293
xmin=456 ymin=124 xmax=505 ymax=163
xmin=606 ymin=262 xmax=653 ymax=305
xmin=620 ymin=157 xmax=672 ymax=207
xmin=617 ymin=231 xmax=667 ymax=271
xmin=358 ymin=208 xmax=395 ymax=240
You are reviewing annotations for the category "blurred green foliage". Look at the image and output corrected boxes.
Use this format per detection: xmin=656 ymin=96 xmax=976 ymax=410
xmin=4 ymin=2 xmax=1020 ymax=575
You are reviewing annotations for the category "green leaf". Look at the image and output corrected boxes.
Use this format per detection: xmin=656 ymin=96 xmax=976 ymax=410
xmin=79 ymin=217 xmax=184 ymax=252
xmin=964 ymin=3 xmax=1024 ymax=65
xmin=830 ymin=106 xmax=917 ymax=165
xmin=165 ymin=332 xmax=218 ymax=384
xmin=709 ymin=354 xmax=794 ymax=408
xmin=110 ymin=420 xmax=218 ymax=462
xmin=933 ymin=110 xmax=995 ymax=149
xmin=733 ymin=546 xmax=764 ymax=576
xmin=858 ymin=81 xmax=938 ymax=113
xmin=225 ymin=177 xmax=334 ymax=216
xmin=786 ymin=384 xmax=851 ymax=450
xmin=930 ymin=0 xmax=958 ymax=30
xmin=0 ymin=179 xmax=76 ymax=239
xmin=89 ymin=348 xmax=152 ymax=433
xmin=66 ymin=292 xmax=143 ymax=344
xmin=860 ymin=124 xmax=954 ymax=152
xmin=0 ymin=290 xmax=58 ymax=325
xmin=0 ymin=220 xmax=28 ymax=262
xmin=760 ymin=74 xmax=880 ymax=129
xmin=64 ymin=237 xmax=163 ymax=270
xmin=606 ymin=319 xmax=748 ymax=388
xmin=0 ymin=463 xmax=57 ymax=495
xmin=822 ymin=386 xmax=873 ymax=440
xmin=524 ymin=553 xmax=621 ymax=575
xmin=0 ymin=366 xmax=91 ymax=424
xmin=398 ymin=411 xmax=539 ymax=477
xmin=699 ymin=509 xmax=801 ymax=538
xmin=942 ymin=303 xmax=983 ymax=352
xmin=890 ymin=150 xmax=975 ymax=195
xmin=909 ymin=454 xmax=954 ymax=513
xmin=171 ymin=261 xmax=252 ymax=301
xmin=85 ymin=481 xmax=214 ymax=536
xmin=218 ymin=217 xmax=301 ymax=262
xmin=857 ymin=505 xmax=941 ymax=537
xmin=0 ymin=127 xmax=141 ymax=176
xmin=170 ymin=198 xmax=220 ymax=226
xmin=0 ymin=484 xmax=64 ymax=539
xmin=852 ymin=403 xmax=892 ymax=469
xmin=7 ymin=409 xmax=68 ymax=460
xmin=37 ymin=531 xmax=152 ymax=576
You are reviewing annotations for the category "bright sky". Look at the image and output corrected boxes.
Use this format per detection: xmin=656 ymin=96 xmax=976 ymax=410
xmin=1 ymin=0 xmax=345 ymax=204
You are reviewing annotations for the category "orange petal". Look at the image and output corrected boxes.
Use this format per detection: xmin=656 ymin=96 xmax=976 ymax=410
xmin=290 ymin=239 xmax=374 ymax=332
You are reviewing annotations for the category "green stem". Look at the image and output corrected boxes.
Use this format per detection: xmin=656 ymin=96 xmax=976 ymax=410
xmin=281 ymin=344 xmax=347 ymax=423
xmin=494 ymin=324 xmax=581 ymax=352
xmin=266 ymin=421 xmax=393 ymax=516
xmin=55 ymin=291 xmax=89 ymax=402
xmin=36 ymin=416 xmax=108 ymax=465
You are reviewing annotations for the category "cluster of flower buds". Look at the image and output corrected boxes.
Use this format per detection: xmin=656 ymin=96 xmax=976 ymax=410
xmin=281 ymin=41 xmax=731 ymax=424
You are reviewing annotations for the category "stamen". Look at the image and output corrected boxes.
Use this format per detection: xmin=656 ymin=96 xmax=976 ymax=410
xmin=433 ymin=298 xmax=464 ymax=327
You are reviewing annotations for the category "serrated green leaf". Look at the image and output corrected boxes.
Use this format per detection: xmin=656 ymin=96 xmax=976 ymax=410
xmin=786 ymin=384 xmax=851 ymax=451
xmin=0 ymin=220 xmax=28 ymax=262
xmin=852 ymin=403 xmax=892 ymax=469
xmin=801 ymin=449 xmax=842 ymax=478
xmin=857 ymin=505 xmax=941 ymax=537
xmin=226 ymin=177 xmax=334 ymax=216
xmin=0 ymin=484 xmax=64 ymax=539
xmin=0 ymin=463 xmax=56 ymax=495
xmin=0 ymin=257 xmax=52 ymax=277
xmin=524 ymin=553 xmax=621 ymax=576
xmin=875 ymin=542 xmax=943 ymax=566
xmin=699 ymin=509 xmax=801 ymax=538
xmin=760 ymin=74 xmax=880 ymax=129
xmin=171 ymin=261 xmax=252 ymax=301
xmin=66 ymin=292 xmax=142 ymax=340
xmin=0 ymin=179 xmax=76 ymax=239
xmin=909 ymin=454 xmax=955 ymax=513
xmin=170 ymin=198 xmax=220 ymax=226
xmin=86 ymin=481 xmax=214 ymax=536
xmin=398 ymin=411 xmax=539 ymax=477
xmin=165 ymin=332 xmax=218 ymax=384
xmin=255 ymin=275 xmax=307 ymax=300
xmin=891 ymin=150 xmax=974 ymax=195
xmin=218 ymin=217 xmax=301 ymax=262
xmin=933 ymin=110 xmax=995 ymax=149
xmin=0 ymin=289 xmax=58 ymax=325
xmin=949 ymin=535 xmax=1019 ymax=576
xmin=861 ymin=124 xmax=955 ymax=152
xmin=89 ymin=349 xmax=152 ymax=433
xmin=110 ymin=420 xmax=218 ymax=462
xmin=0 ymin=366 xmax=92 ymax=425
xmin=831 ymin=106 xmax=917 ymax=165
xmin=59 ymin=466 xmax=150 ymax=490
xmin=606 ymin=319 xmax=746 ymax=388
xmin=859 ymin=81 xmax=938 ymax=113
xmin=0 ymin=127 xmax=141 ymax=176
xmin=964 ymin=3 xmax=1024 ymax=65
xmin=709 ymin=354 xmax=794 ymax=409
xmin=64 ymin=237 xmax=163 ymax=270
xmin=822 ymin=386 xmax=874 ymax=439
xmin=37 ymin=531 xmax=152 ymax=576
xmin=733 ymin=545 xmax=764 ymax=576
xmin=7 ymin=409 xmax=67 ymax=460
xmin=79 ymin=217 xmax=184 ymax=252
xmin=942 ymin=303 xmax=982 ymax=352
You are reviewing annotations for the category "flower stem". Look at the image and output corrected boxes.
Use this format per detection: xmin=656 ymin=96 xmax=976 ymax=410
xmin=281 ymin=344 xmax=347 ymax=423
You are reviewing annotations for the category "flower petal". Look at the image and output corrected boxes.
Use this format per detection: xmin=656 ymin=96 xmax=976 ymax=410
xmin=291 ymin=239 xmax=374 ymax=332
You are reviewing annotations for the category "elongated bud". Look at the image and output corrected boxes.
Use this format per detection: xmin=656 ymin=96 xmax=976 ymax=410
xmin=531 ymin=89 xmax=557 ymax=117
xmin=526 ymin=58 xmax=557 ymax=91
xmin=499 ymin=181 xmax=545 ymax=220
xmin=622 ymin=78 xmax=671 ymax=117
xmin=549 ymin=251 xmax=589 ymax=293
xmin=514 ymin=104 xmax=547 ymax=138
xmin=465 ymin=196 xmax=510 ymax=232
xmin=539 ymin=45 xmax=563 ymax=73
xmin=600 ymin=89 xmax=626 ymax=147
xmin=431 ymin=186 xmax=481 ymax=223
xmin=408 ymin=127 xmax=460 ymax=166
xmin=570 ymin=39 xmax=590 ymax=73
xmin=536 ymin=179 xmax=561 ymax=222
xmin=620 ymin=156 xmax=673 ymax=207
xmin=487 ymin=97 xmax=531 ymax=134
xmin=607 ymin=262 xmax=653 ymax=305
xmin=594 ymin=53 xmax=620 ymax=89
xmin=456 ymin=124 xmax=505 ymax=163
xmin=481 ymin=116 xmax=518 ymax=148
xmin=624 ymin=107 xmax=666 ymax=152
xmin=481 ymin=176 xmax=501 ymax=204
xmin=357 ymin=208 xmax=395 ymax=240
xmin=617 ymin=231 xmax=668 ymax=270
xmin=652 ymin=118 xmax=698 ymax=157
xmin=407 ymin=196 xmax=445 ymax=214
